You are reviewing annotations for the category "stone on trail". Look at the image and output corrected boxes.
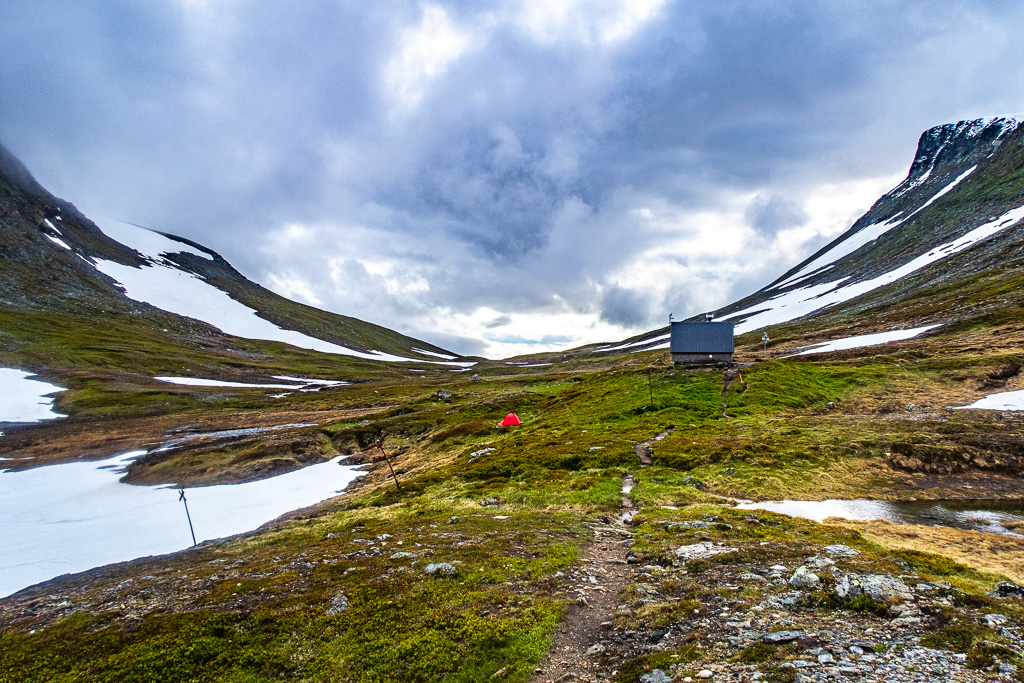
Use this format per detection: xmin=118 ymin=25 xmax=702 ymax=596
xmin=835 ymin=573 xmax=912 ymax=604
xmin=424 ymin=562 xmax=457 ymax=577
xmin=762 ymin=630 xmax=804 ymax=644
xmin=640 ymin=670 xmax=671 ymax=683
xmin=674 ymin=541 xmax=738 ymax=560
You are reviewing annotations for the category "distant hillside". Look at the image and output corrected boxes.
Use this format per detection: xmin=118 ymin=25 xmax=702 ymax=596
xmin=0 ymin=142 xmax=470 ymax=381
xmin=586 ymin=115 xmax=1024 ymax=357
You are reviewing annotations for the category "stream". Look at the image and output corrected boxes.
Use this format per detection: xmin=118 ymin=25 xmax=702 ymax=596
xmin=736 ymin=498 xmax=1024 ymax=537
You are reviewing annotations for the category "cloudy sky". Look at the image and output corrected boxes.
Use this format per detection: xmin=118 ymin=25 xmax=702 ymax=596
xmin=3 ymin=1 xmax=1024 ymax=357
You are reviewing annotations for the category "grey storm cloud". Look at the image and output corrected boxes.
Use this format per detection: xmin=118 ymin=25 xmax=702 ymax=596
xmin=600 ymin=285 xmax=655 ymax=328
xmin=745 ymin=195 xmax=808 ymax=235
xmin=3 ymin=0 xmax=1024 ymax=350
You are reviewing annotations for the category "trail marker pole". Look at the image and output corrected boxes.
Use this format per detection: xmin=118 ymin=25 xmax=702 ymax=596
xmin=375 ymin=439 xmax=402 ymax=491
xmin=178 ymin=489 xmax=197 ymax=546
xmin=762 ymin=331 xmax=770 ymax=353
xmin=646 ymin=367 xmax=654 ymax=407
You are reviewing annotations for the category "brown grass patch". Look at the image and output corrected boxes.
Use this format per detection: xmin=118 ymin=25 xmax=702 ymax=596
xmin=835 ymin=518 xmax=1024 ymax=584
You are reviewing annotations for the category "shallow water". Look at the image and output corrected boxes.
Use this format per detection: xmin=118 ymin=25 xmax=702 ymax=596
xmin=735 ymin=498 xmax=1024 ymax=537
xmin=0 ymin=450 xmax=365 ymax=598
xmin=151 ymin=422 xmax=318 ymax=452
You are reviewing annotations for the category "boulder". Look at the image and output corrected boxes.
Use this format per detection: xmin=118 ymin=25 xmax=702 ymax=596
xmin=835 ymin=574 xmax=912 ymax=605
xmin=992 ymin=581 xmax=1024 ymax=599
xmin=425 ymin=562 xmax=457 ymax=577
xmin=789 ymin=566 xmax=820 ymax=589
xmin=327 ymin=593 xmax=350 ymax=614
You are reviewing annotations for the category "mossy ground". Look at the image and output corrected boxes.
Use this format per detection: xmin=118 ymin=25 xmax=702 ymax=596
xmin=2 ymin=342 xmax=1024 ymax=681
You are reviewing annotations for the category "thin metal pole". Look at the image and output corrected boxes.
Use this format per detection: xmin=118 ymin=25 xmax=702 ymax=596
xmin=376 ymin=440 xmax=402 ymax=490
xmin=179 ymin=489 xmax=197 ymax=546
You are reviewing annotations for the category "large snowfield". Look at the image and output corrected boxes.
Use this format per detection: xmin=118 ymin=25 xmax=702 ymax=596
xmin=0 ymin=451 xmax=366 ymax=598
xmin=0 ymin=368 xmax=65 ymax=424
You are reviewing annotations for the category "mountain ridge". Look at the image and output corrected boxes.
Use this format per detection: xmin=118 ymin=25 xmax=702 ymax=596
xmin=0 ymin=141 xmax=469 ymax=378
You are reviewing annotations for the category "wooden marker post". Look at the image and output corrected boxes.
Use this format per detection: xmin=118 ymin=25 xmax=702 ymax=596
xmin=178 ymin=489 xmax=197 ymax=546
xmin=375 ymin=439 xmax=402 ymax=491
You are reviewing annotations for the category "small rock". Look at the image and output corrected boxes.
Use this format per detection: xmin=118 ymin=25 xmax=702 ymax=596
xmin=984 ymin=613 xmax=1009 ymax=627
xmin=433 ymin=390 xmax=453 ymax=400
xmin=586 ymin=643 xmax=606 ymax=655
xmin=675 ymin=541 xmax=738 ymax=560
xmin=639 ymin=670 xmax=671 ymax=683
xmin=390 ymin=552 xmax=418 ymax=560
xmin=763 ymin=630 xmax=804 ymax=644
xmin=469 ymin=374 xmax=481 ymax=381
xmin=790 ymin=566 xmax=820 ymax=589
xmin=424 ymin=562 xmax=457 ymax=577
xmin=480 ymin=497 xmax=500 ymax=506
xmin=818 ymin=653 xmax=834 ymax=664
xmin=697 ymin=670 xmax=713 ymax=679
xmin=824 ymin=544 xmax=860 ymax=557
xmin=998 ymin=663 xmax=1018 ymax=674
xmin=327 ymin=593 xmax=349 ymax=614
xmin=849 ymin=645 xmax=864 ymax=656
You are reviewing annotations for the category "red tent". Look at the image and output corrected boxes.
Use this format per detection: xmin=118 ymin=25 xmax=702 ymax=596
xmin=498 ymin=412 xmax=521 ymax=427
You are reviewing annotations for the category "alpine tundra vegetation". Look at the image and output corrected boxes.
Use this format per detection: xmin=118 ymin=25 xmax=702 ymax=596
xmin=2 ymin=118 xmax=1024 ymax=682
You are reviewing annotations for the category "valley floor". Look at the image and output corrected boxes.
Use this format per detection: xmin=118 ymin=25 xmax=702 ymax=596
xmin=1 ymin=343 xmax=1023 ymax=682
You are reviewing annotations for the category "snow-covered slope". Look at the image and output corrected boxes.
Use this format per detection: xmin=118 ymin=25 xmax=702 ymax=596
xmin=0 ymin=142 xmax=469 ymax=372
xmin=90 ymin=219 xmax=465 ymax=363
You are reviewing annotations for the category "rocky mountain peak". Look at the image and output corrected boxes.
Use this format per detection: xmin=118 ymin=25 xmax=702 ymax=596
xmin=903 ymin=115 xmax=1022 ymax=181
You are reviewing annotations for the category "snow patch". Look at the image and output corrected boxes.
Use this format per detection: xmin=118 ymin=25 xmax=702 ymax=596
xmin=953 ymin=389 xmax=1024 ymax=411
xmin=595 ymin=333 xmax=670 ymax=353
xmin=272 ymin=375 xmax=349 ymax=387
xmin=790 ymin=324 xmax=942 ymax=356
xmin=155 ymin=376 xmax=307 ymax=389
xmin=44 ymin=234 xmax=71 ymax=250
xmin=411 ymin=347 xmax=458 ymax=360
xmin=0 ymin=369 xmax=65 ymax=423
xmin=95 ymin=217 xmax=214 ymax=261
